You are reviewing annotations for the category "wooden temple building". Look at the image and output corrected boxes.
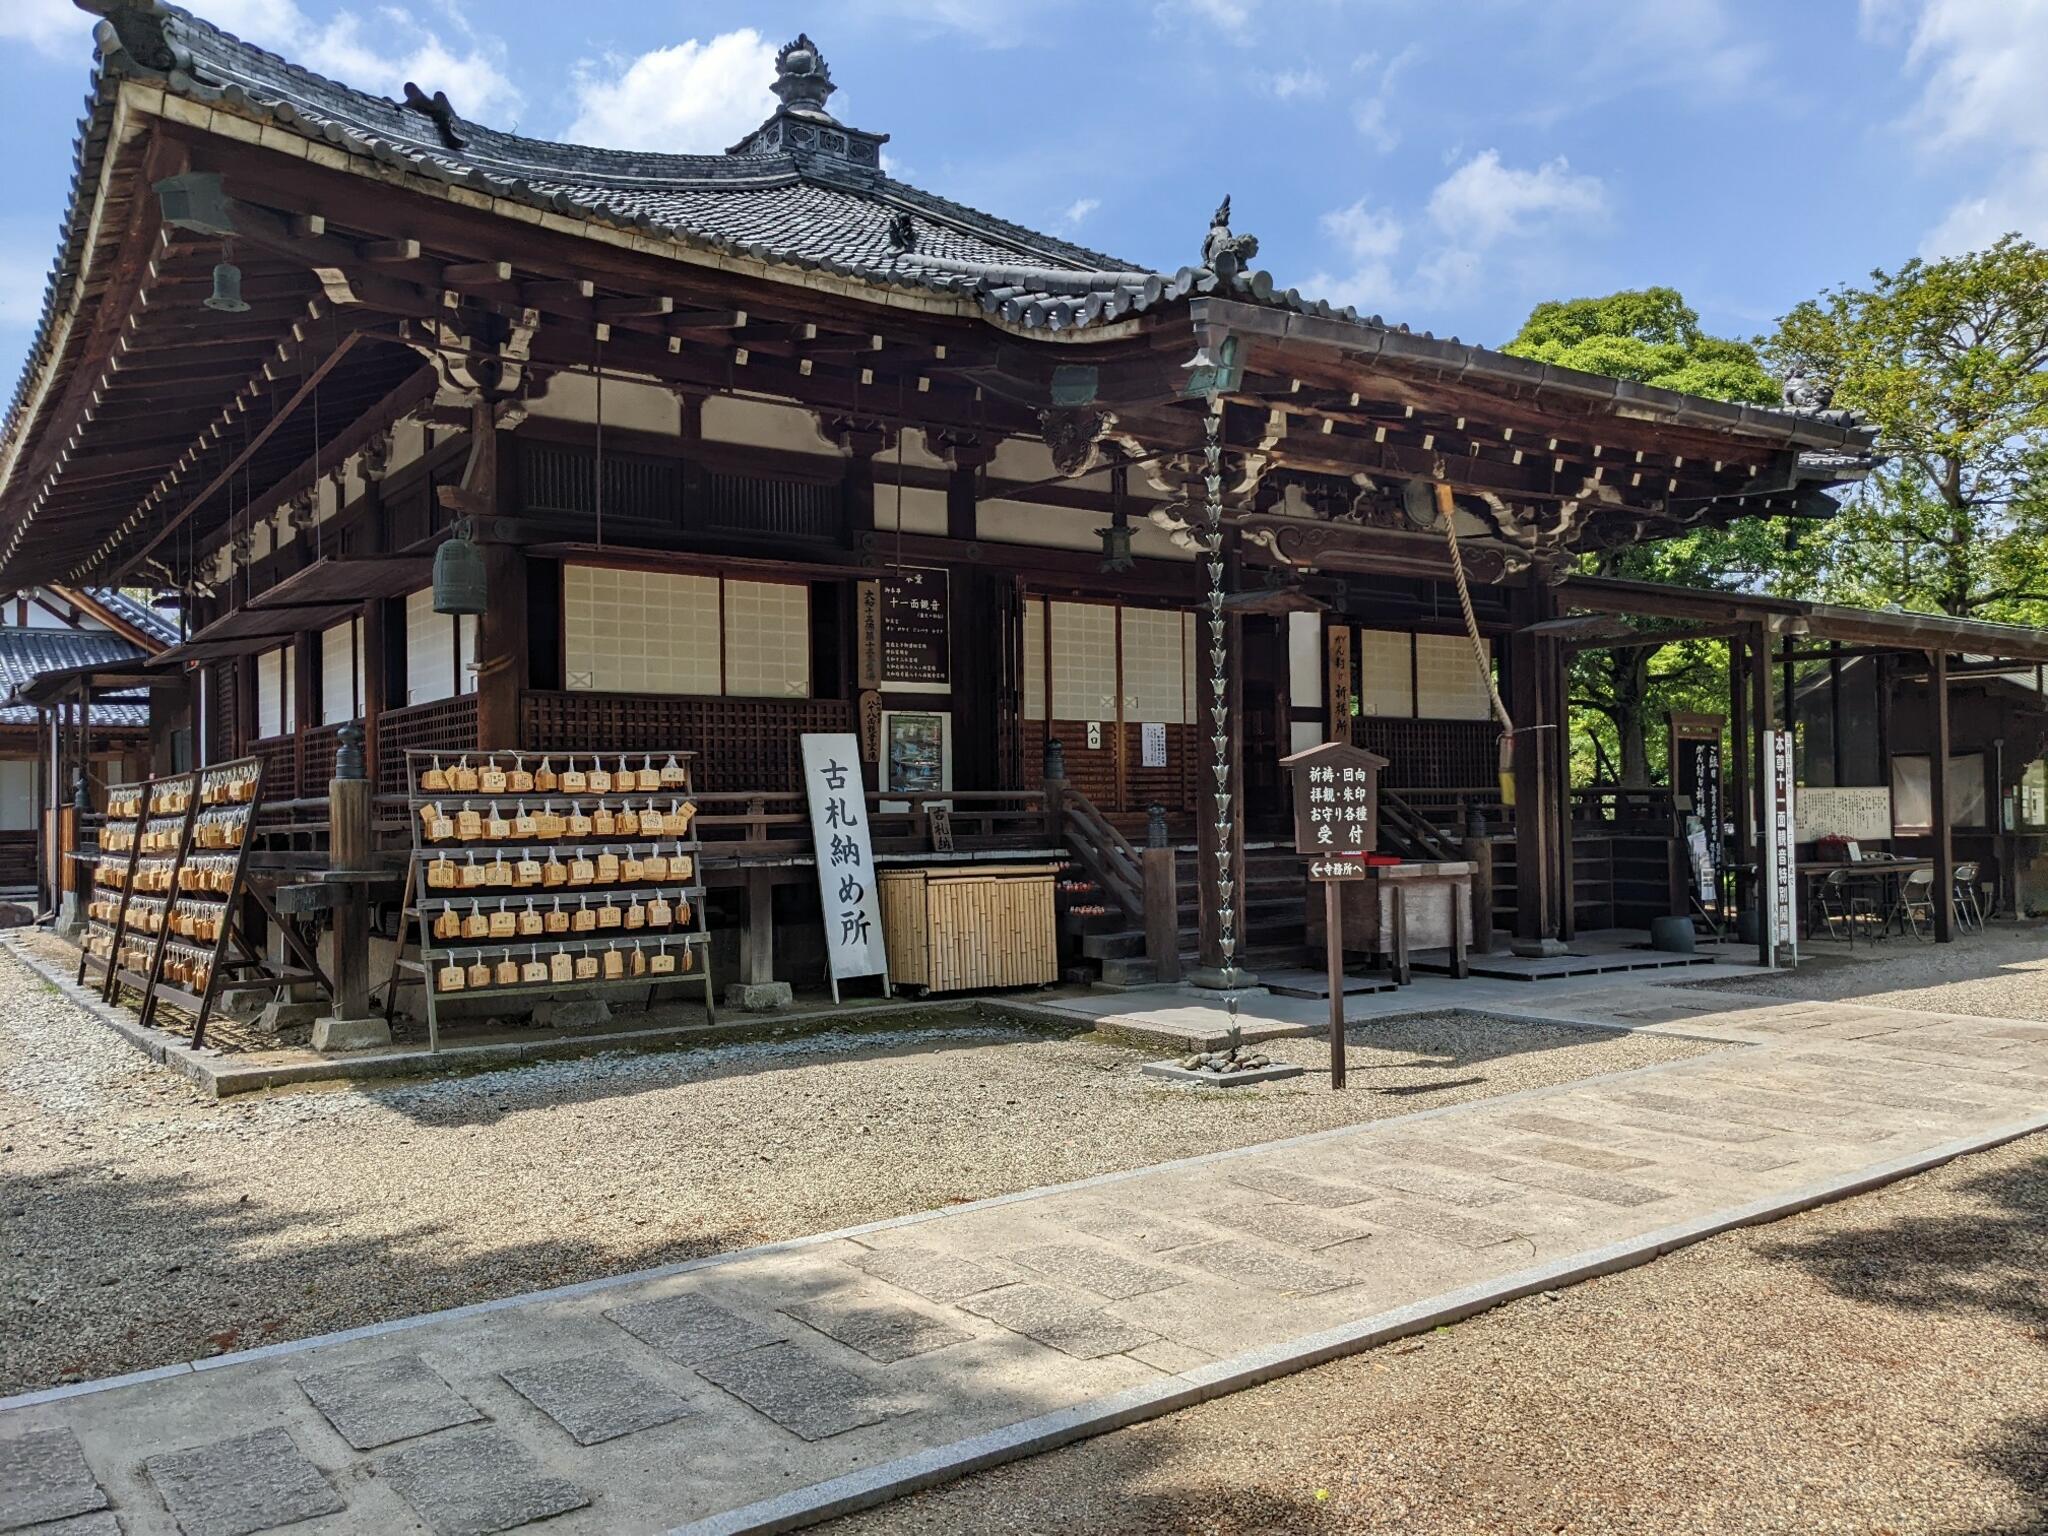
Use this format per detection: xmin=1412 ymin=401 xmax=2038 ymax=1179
xmin=3 ymin=2 xmax=2041 ymax=1044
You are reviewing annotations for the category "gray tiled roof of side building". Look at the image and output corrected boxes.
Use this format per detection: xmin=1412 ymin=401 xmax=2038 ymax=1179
xmin=0 ymin=626 xmax=150 ymax=726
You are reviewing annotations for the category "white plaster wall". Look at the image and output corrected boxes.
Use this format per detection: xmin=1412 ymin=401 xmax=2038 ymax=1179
xmin=528 ymin=371 xmax=681 ymax=436
xmin=870 ymin=484 xmax=947 ymax=537
xmin=976 ymin=498 xmax=1193 ymax=560
xmin=1288 ymin=611 xmax=1322 ymax=711
xmin=701 ymin=395 xmax=840 ymax=457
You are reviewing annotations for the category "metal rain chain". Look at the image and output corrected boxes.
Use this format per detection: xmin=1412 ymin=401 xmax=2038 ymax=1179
xmin=1202 ymin=403 xmax=1241 ymax=1018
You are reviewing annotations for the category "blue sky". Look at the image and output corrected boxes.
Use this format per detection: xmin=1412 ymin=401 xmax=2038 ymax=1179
xmin=4 ymin=0 xmax=2046 ymax=387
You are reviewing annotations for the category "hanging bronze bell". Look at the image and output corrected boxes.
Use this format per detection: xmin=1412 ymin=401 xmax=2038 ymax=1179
xmin=433 ymin=526 xmax=487 ymax=614
xmin=204 ymin=261 xmax=250 ymax=313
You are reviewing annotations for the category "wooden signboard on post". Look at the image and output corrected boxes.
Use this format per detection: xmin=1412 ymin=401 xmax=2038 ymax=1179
xmin=1280 ymin=740 xmax=1389 ymax=1090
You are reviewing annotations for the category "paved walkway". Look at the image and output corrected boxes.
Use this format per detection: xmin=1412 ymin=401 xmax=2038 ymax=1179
xmin=4 ymin=980 xmax=2045 ymax=1536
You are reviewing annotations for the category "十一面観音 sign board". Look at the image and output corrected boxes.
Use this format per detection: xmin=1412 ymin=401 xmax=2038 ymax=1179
xmin=801 ymin=734 xmax=888 ymax=984
xmin=881 ymin=565 xmax=949 ymax=686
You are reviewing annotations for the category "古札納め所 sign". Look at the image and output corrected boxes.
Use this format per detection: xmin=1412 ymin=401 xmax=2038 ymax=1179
xmin=801 ymin=734 xmax=888 ymax=995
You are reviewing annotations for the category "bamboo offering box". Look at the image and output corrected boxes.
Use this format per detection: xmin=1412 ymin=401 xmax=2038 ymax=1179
xmin=391 ymin=750 xmax=716 ymax=1050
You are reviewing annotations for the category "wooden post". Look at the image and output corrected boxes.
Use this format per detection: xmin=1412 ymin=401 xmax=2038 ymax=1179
xmin=743 ymin=868 xmax=776 ymax=984
xmin=311 ymin=722 xmax=388 ymax=1050
xmin=1505 ymin=587 xmax=1560 ymax=952
xmin=1142 ymin=846 xmax=1181 ymax=984
xmin=1325 ymin=879 xmax=1345 ymax=1089
xmin=329 ymin=750 xmax=370 ymax=1018
xmin=1729 ymin=633 xmax=1752 ymax=877
xmin=1931 ymin=647 xmax=1954 ymax=943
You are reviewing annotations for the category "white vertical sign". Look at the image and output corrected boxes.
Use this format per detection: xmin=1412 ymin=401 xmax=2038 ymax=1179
xmin=801 ymin=733 xmax=888 ymax=996
xmin=1763 ymin=729 xmax=1798 ymax=965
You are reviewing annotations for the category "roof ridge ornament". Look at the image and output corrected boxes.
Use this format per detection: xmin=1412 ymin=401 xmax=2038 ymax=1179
xmin=772 ymin=34 xmax=836 ymax=113
xmin=402 ymin=81 xmax=467 ymax=150
xmin=727 ymin=33 xmax=887 ymax=168
xmin=76 ymin=1 xmax=178 ymax=74
xmin=1201 ymin=196 xmax=1260 ymax=282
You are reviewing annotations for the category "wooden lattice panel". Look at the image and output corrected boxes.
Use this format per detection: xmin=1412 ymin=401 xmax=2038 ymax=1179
xmin=521 ymin=440 xmax=680 ymax=531
xmin=376 ymin=696 xmax=480 ymax=794
xmin=1354 ymin=717 xmax=1502 ymax=790
xmin=702 ymin=470 xmax=843 ymax=541
xmin=519 ymin=690 xmax=853 ymax=793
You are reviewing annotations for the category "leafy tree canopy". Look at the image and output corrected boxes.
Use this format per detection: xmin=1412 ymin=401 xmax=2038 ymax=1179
xmin=1762 ymin=234 xmax=2048 ymax=623
xmin=1504 ymin=287 xmax=1780 ymax=405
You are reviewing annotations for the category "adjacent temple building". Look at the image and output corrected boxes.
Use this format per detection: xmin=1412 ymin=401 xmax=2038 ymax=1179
xmin=2 ymin=1 xmax=2041 ymax=1043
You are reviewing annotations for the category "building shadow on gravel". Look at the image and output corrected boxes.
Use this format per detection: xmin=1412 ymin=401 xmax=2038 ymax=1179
xmin=0 ymin=1155 xmax=760 ymax=1396
xmin=1758 ymin=1148 xmax=2048 ymax=1535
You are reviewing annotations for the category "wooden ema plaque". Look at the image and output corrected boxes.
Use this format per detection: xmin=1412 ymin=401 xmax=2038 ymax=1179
xmin=1279 ymin=741 xmax=1388 ymax=1091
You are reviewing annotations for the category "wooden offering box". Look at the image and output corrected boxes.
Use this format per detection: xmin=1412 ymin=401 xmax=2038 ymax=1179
xmin=879 ymin=864 xmax=1058 ymax=994
xmin=1310 ymin=861 xmax=1476 ymax=982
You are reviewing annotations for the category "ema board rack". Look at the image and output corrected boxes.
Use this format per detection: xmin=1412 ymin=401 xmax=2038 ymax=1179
xmin=384 ymin=750 xmax=716 ymax=1051
xmin=77 ymin=757 xmax=276 ymax=1048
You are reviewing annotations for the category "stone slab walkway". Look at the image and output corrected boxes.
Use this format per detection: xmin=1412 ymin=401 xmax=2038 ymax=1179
xmin=3 ymin=982 xmax=2045 ymax=1536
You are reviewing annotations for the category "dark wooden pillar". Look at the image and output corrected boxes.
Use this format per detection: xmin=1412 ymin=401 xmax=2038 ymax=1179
xmin=440 ymin=401 xmax=523 ymax=750
xmin=357 ymin=445 xmax=389 ymax=788
xmin=836 ymin=420 xmax=888 ymax=544
xmin=1505 ymin=584 xmax=1563 ymax=951
xmin=1931 ymin=647 xmax=1954 ymax=942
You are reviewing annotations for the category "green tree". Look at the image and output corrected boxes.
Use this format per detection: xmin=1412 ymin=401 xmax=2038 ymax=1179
xmin=1763 ymin=235 xmax=2048 ymax=624
xmin=1503 ymin=289 xmax=1785 ymax=786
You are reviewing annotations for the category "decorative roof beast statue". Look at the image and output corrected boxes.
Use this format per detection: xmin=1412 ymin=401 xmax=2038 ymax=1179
xmin=1202 ymin=196 xmax=1260 ymax=280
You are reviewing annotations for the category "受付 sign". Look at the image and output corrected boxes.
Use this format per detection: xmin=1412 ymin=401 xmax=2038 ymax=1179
xmin=1280 ymin=740 xmax=1387 ymax=857
xmin=801 ymin=733 xmax=888 ymax=989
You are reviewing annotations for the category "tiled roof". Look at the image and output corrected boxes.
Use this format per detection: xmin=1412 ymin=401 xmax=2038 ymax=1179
xmin=0 ymin=626 xmax=150 ymax=726
xmin=95 ymin=6 xmax=1183 ymax=329
xmin=87 ymin=587 xmax=180 ymax=646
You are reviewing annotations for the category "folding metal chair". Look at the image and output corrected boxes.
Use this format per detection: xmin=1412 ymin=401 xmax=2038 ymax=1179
xmin=1814 ymin=866 xmax=1879 ymax=943
xmin=1953 ymin=861 xmax=1985 ymax=931
xmin=1892 ymin=866 xmax=1938 ymax=939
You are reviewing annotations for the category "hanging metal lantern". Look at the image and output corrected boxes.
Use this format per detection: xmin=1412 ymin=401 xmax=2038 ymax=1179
xmin=433 ymin=522 xmax=487 ymax=614
xmin=204 ymin=261 xmax=249 ymax=313
xmin=1097 ymin=463 xmax=1135 ymax=573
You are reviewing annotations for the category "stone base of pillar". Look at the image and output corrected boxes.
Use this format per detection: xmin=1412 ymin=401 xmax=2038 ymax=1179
xmin=1510 ymin=937 xmax=1570 ymax=959
xmin=725 ymin=981 xmax=793 ymax=1012
xmin=311 ymin=1015 xmax=393 ymax=1052
xmin=1187 ymin=966 xmax=1262 ymax=992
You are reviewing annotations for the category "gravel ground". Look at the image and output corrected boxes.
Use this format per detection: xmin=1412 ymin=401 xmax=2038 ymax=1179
xmin=0 ymin=948 xmax=1715 ymax=1395
xmin=836 ymin=1132 xmax=2048 ymax=1536
xmin=1686 ymin=918 xmax=2048 ymax=1022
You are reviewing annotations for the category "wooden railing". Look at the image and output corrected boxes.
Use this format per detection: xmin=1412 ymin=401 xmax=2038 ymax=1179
xmin=377 ymin=696 xmax=480 ymax=795
xmin=1571 ymin=786 xmax=1677 ymax=830
xmin=1053 ymin=783 xmax=1145 ymax=917
xmin=692 ymin=788 xmax=1056 ymax=864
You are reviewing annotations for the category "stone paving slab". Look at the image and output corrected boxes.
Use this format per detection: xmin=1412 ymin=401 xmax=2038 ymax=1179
xmin=382 ymin=1426 xmax=589 ymax=1535
xmin=0 ymin=1426 xmax=108 ymax=1532
xmin=501 ymin=1353 xmax=696 ymax=1447
xmin=958 ymin=1284 xmax=1159 ymax=1359
xmin=839 ymin=1245 xmax=1009 ymax=1302
xmin=142 ymin=1427 xmax=345 ymax=1536
xmin=604 ymin=1293 xmax=785 ymax=1365
xmin=694 ymin=1344 xmax=900 ymax=1442
xmin=1009 ymin=1243 xmax=1186 ymax=1300
xmin=297 ymin=1351 xmax=485 ymax=1450
xmin=3 ymin=979 xmax=2043 ymax=1536
xmin=782 ymin=1297 xmax=975 ymax=1364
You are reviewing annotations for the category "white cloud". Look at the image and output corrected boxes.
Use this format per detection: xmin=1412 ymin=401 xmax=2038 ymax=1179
xmin=1348 ymin=47 xmax=1418 ymax=154
xmin=1157 ymin=0 xmax=1254 ymax=39
xmin=197 ymin=1 xmax=520 ymax=121
xmin=0 ymin=0 xmax=85 ymax=59
xmin=1061 ymin=197 xmax=1102 ymax=228
xmin=1300 ymin=198 xmax=1407 ymax=315
xmin=1869 ymin=0 xmax=2048 ymax=255
xmin=1425 ymin=149 xmax=1607 ymax=248
xmin=1264 ymin=68 xmax=1327 ymax=101
xmin=1300 ymin=152 xmax=1609 ymax=324
xmin=562 ymin=30 xmax=777 ymax=153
